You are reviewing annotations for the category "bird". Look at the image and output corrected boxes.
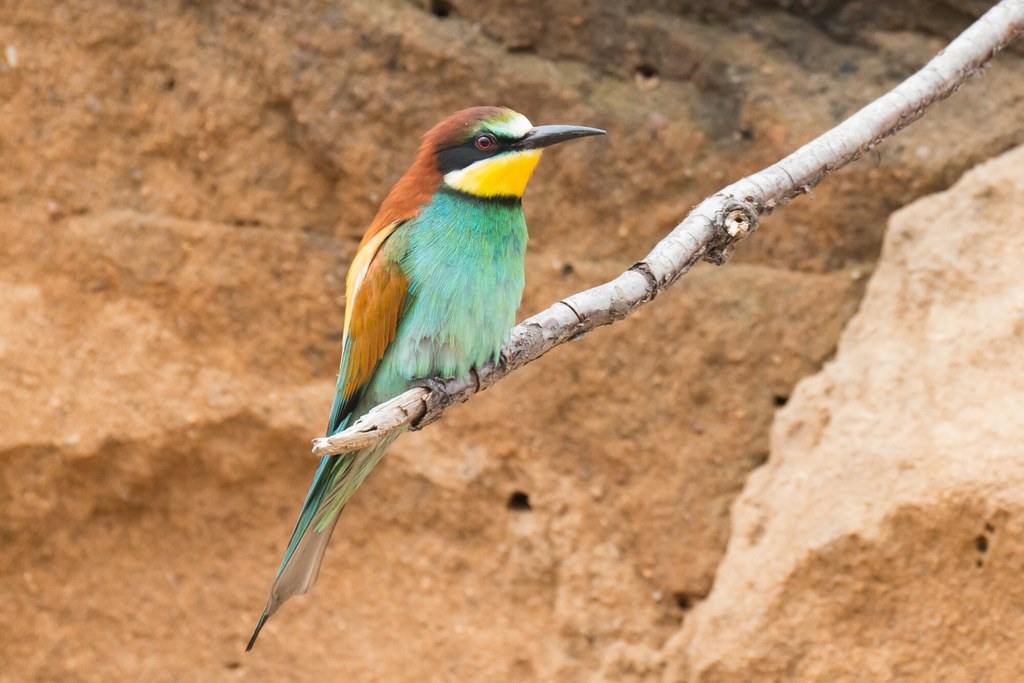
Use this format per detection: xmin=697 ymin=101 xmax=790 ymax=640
xmin=247 ymin=106 xmax=604 ymax=650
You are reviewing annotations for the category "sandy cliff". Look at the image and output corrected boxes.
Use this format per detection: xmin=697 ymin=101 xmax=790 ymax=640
xmin=670 ymin=142 xmax=1024 ymax=683
xmin=1 ymin=1 xmax=1022 ymax=680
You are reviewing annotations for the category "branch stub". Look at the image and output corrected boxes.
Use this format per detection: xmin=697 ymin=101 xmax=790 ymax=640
xmin=703 ymin=199 xmax=760 ymax=266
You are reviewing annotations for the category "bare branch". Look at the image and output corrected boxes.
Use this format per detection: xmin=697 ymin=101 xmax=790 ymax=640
xmin=313 ymin=0 xmax=1024 ymax=458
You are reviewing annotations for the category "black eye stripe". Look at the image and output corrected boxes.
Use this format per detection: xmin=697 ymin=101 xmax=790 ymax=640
xmin=436 ymin=135 xmax=512 ymax=174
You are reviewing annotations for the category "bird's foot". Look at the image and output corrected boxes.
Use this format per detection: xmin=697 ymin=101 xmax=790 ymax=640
xmin=408 ymin=376 xmax=453 ymax=430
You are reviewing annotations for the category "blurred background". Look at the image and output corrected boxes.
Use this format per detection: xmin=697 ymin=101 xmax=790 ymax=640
xmin=2 ymin=1 xmax=1023 ymax=680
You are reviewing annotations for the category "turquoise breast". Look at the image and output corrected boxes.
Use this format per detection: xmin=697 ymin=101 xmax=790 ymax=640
xmin=363 ymin=188 xmax=528 ymax=402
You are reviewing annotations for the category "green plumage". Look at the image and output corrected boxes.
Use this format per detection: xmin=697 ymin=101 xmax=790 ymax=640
xmin=248 ymin=187 xmax=527 ymax=649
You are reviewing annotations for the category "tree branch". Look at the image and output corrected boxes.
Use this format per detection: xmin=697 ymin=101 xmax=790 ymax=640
xmin=313 ymin=0 xmax=1024 ymax=458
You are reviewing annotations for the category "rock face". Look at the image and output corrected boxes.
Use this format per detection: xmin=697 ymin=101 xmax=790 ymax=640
xmin=0 ymin=1 xmax=1022 ymax=681
xmin=669 ymin=144 xmax=1024 ymax=682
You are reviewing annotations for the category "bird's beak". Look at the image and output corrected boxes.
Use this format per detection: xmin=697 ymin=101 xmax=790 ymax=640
xmin=512 ymin=124 xmax=606 ymax=150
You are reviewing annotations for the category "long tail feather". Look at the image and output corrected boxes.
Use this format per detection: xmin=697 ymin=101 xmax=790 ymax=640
xmin=245 ymin=455 xmax=347 ymax=651
xmin=246 ymin=431 xmax=402 ymax=650
xmin=246 ymin=612 xmax=269 ymax=652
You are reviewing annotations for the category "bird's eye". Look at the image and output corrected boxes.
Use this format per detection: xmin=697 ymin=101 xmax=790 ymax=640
xmin=475 ymin=134 xmax=495 ymax=151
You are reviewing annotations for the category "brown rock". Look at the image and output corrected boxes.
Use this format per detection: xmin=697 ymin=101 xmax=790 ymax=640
xmin=668 ymin=144 xmax=1024 ymax=681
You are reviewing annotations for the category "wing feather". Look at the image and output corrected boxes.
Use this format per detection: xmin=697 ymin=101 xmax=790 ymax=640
xmin=327 ymin=220 xmax=408 ymax=434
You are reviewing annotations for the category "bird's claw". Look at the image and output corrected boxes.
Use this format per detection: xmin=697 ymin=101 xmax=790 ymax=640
xmin=408 ymin=376 xmax=453 ymax=430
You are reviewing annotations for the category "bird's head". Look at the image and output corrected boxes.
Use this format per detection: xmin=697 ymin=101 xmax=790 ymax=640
xmin=366 ymin=107 xmax=604 ymax=240
xmin=423 ymin=106 xmax=605 ymax=200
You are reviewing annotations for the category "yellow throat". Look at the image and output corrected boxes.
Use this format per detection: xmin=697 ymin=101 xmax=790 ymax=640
xmin=443 ymin=150 xmax=542 ymax=198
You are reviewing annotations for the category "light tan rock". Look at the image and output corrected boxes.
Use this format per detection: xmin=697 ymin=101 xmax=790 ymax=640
xmin=668 ymin=144 xmax=1024 ymax=682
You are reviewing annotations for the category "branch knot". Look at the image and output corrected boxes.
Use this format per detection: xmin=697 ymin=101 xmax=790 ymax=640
xmin=703 ymin=198 xmax=759 ymax=266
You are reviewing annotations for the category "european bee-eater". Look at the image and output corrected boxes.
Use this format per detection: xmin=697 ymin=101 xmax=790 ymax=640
xmin=247 ymin=106 xmax=604 ymax=649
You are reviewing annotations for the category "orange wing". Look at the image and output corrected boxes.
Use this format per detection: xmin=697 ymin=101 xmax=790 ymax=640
xmin=327 ymin=221 xmax=408 ymax=434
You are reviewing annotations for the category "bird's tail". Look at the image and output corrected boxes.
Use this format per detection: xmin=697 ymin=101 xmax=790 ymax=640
xmin=246 ymin=433 xmax=400 ymax=651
